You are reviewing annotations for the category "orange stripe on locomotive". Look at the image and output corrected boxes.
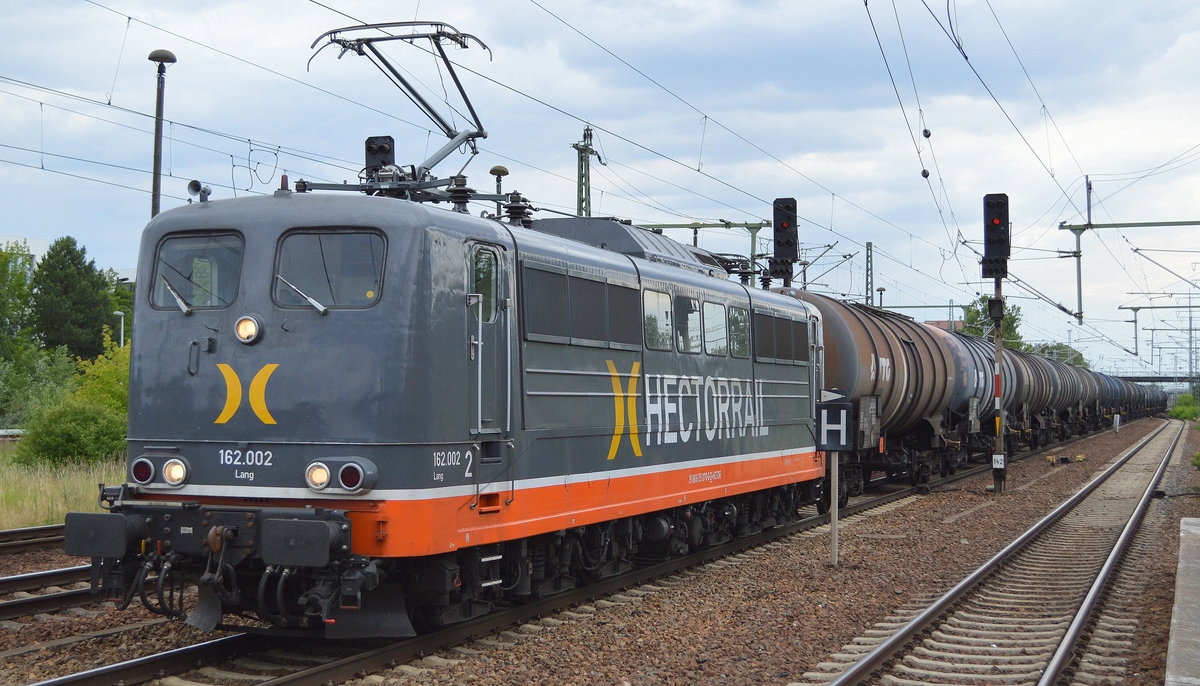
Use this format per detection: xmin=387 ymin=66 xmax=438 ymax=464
xmin=342 ymin=450 xmax=825 ymax=557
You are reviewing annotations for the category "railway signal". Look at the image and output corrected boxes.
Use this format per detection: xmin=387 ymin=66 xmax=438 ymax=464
xmin=772 ymin=197 xmax=798 ymax=261
xmin=983 ymin=193 xmax=1009 ymax=494
xmin=982 ymin=193 xmax=1010 ymax=279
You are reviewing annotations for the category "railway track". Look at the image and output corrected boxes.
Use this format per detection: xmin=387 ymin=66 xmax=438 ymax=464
xmin=0 ymin=565 xmax=91 ymax=595
xmin=25 ymin=475 xmax=933 ymax=685
xmin=795 ymin=417 xmax=1181 ymax=686
xmin=20 ymin=424 xmax=1151 ymax=686
xmin=0 ymin=566 xmax=94 ymax=621
xmin=0 ymin=523 xmax=65 ymax=553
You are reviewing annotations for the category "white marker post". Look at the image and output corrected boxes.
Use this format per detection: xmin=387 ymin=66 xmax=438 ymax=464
xmin=818 ymin=390 xmax=852 ymax=568
xmin=830 ymin=449 xmax=839 ymax=567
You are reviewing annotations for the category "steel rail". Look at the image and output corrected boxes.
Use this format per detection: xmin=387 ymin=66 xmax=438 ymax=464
xmin=28 ymin=634 xmax=271 ymax=686
xmin=826 ymin=418 xmax=1171 ymax=686
xmin=1037 ymin=419 xmax=1184 ymax=684
xmin=0 ymin=587 xmax=96 ymax=621
xmin=0 ymin=565 xmax=90 ymax=595
xmin=0 ymin=523 xmax=65 ymax=553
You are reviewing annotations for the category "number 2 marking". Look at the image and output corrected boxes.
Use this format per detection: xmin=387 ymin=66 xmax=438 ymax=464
xmin=464 ymin=451 xmax=473 ymax=478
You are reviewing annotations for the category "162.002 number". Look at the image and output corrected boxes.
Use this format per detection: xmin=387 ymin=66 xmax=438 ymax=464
xmin=218 ymin=449 xmax=273 ymax=466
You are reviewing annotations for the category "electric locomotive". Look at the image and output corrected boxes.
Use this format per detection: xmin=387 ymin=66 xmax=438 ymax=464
xmin=63 ymin=178 xmax=829 ymax=637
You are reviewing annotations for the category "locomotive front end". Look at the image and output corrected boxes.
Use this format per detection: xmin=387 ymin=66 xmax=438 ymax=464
xmin=63 ymin=190 xmax=454 ymax=637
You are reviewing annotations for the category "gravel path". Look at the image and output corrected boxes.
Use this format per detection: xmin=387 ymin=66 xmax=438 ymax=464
xmin=2 ymin=418 xmax=1195 ymax=686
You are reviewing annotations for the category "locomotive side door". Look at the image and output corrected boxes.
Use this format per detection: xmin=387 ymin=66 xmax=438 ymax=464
xmin=466 ymin=243 xmax=512 ymax=491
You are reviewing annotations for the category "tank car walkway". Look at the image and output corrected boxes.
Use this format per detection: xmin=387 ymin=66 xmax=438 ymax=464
xmin=1167 ymin=517 xmax=1200 ymax=686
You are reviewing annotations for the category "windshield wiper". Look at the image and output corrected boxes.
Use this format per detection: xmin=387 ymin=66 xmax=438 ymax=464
xmin=159 ymin=274 xmax=193 ymax=316
xmin=275 ymin=274 xmax=329 ymax=315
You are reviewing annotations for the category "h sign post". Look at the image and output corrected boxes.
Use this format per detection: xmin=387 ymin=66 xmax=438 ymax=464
xmin=817 ymin=398 xmax=853 ymax=452
xmin=817 ymin=391 xmax=852 ymax=567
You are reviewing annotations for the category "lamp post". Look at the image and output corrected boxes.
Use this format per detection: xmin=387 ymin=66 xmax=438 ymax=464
xmin=112 ymin=311 xmax=126 ymax=348
xmin=149 ymin=49 xmax=177 ymax=217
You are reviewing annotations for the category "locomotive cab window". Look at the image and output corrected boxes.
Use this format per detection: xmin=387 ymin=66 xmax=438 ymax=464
xmin=273 ymin=230 xmax=385 ymax=309
xmin=152 ymin=232 xmax=243 ymax=310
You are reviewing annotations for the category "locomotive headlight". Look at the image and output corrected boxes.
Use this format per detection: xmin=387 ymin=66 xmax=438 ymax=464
xmin=235 ymin=315 xmax=262 ymax=344
xmin=338 ymin=463 xmax=364 ymax=491
xmin=162 ymin=458 xmax=188 ymax=486
xmin=305 ymin=462 xmax=331 ymax=490
xmin=131 ymin=457 xmax=155 ymax=485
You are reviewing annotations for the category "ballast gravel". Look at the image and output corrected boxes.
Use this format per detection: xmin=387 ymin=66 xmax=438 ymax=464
xmin=370 ymin=419 xmax=1198 ymax=686
xmin=1 ymin=418 xmax=1196 ymax=686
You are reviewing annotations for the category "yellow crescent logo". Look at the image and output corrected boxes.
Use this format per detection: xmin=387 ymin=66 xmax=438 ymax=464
xmin=214 ymin=363 xmax=279 ymax=425
xmin=605 ymin=360 xmax=642 ymax=460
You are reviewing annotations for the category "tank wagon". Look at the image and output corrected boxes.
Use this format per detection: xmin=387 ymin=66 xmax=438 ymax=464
xmin=778 ymin=289 xmax=1165 ymax=497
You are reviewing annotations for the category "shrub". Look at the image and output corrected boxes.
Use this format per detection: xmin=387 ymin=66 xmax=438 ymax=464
xmin=1169 ymin=404 xmax=1200 ymax=421
xmin=15 ymin=397 xmax=126 ymax=465
xmin=1170 ymin=393 xmax=1200 ymax=421
xmin=1194 ymin=452 xmax=1200 ymax=470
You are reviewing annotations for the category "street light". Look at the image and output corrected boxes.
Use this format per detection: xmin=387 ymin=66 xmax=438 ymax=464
xmin=149 ymin=49 xmax=177 ymax=217
xmin=112 ymin=311 xmax=125 ymax=348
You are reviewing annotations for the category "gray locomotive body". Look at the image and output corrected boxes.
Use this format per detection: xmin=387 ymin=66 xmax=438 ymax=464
xmin=65 ymin=190 xmax=827 ymax=637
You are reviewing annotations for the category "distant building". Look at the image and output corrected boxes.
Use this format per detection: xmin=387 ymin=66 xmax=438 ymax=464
xmin=924 ymin=320 xmax=965 ymax=331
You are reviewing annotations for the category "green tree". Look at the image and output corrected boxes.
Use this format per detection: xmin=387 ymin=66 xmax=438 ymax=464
xmin=961 ymin=295 xmax=1027 ymax=350
xmin=1028 ymin=342 xmax=1090 ymax=369
xmin=0 ymin=240 xmax=35 ymax=360
xmin=30 ymin=237 xmax=110 ymax=360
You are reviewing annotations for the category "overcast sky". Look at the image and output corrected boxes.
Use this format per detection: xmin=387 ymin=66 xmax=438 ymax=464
xmin=2 ymin=1 xmax=1198 ymax=377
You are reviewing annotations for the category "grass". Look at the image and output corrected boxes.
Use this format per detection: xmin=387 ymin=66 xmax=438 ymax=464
xmin=0 ymin=441 xmax=125 ymax=529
